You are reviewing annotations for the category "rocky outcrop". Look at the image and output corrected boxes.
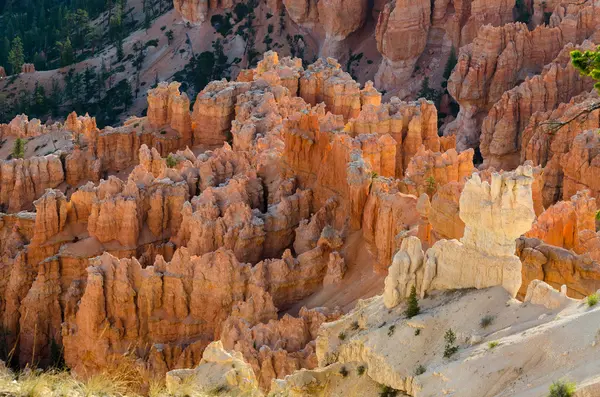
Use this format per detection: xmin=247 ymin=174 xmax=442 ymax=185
xmin=147 ymin=82 xmax=192 ymax=145
xmin=314 ymin=284 xmax=600 ymax=397
xmin=526 ymin=190 xmax=600 ymax=261
xmin=362 ymin=178 xmax=420 ymax=273
xmin=282 ymin=0 xmax=368 ymax=56
xmin=385 ymin=165 xmax=536 ymax=302
xmin=174 ymin=0 xmax=236 ymax=24
xmin=374 ymin=0 xmax=431 ymax=91
xmin=192 ymin=80 xmax=251 ymax=146
xmin=299 ymin=58 xmax=362 ymax=120
xmin=345 ymin=98 xmax=440 ymax=177
xmin=447 ymin=2 xmax=600 ymax=151
xmin=402 ymin=146 xmax=474 ymax=196
xmin=220 ymin=306 xmax=342 ymax=389
xmin=479 ymin=42 xmax=597 ymax=170
xmin=281 ymin=104 xmax=372 ymax=230
xmin=20 ymin=64 xmax=35 ymax=74
xmin=521 ymin=92 xmax=600 ymax=205
xmin=166 ymin=341 xmax=263 ymax=397
xmin=0 ymin=155 xmax=65 ymax=213
xmin=517 ymin=236 xmax=600 ymax=298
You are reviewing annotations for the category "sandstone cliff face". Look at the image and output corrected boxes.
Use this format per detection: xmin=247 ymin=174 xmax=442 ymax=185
xmin=447 ymin=1 xmax=600 ymax=151
xmin=479 ymin=42 xmax=597 ymax=170
xmin=517 ymin=236 xmax=600 ymax=299
xmin=521 ymin=91 xmax=600 ymax=205
xmin=282 ymin=0 xmax=368 ymax=56
xmin=384 ymin=165 xmax=536 ymax=304
xmin=362 ymin=178 xmax=420 ymax=273
xmin=0 ymin=155 xmax=65 ymax=213
xmin=345 ymin=98 xmax=440 ymax=177
xmin=299 ymin=58 xmax=362 ymax=121
xmin=526 ymin=190 xmax=600 ymax=262
xmin=374 ymin=0 xmax=431 ymax=91
xmin=174 ymin=0 xmax=237 ymax=24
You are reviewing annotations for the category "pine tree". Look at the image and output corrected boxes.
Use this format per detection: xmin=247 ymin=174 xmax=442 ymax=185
xmin=571 ymin=46 xmax=600 ymax=93
xmin=405 ymin=285 xmax=420 ymax=318
xmin=58 ymin=37 xmax=75 ymax=66
xmin=116 ymin=36 xmax=124 ymax=60
xmin=12 ymin=138 xmax=25 ymax=159
xmin=7 ymin=36 xmax=24 ymax=75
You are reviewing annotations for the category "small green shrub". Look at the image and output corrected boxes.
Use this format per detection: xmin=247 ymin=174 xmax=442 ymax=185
xmin=339 ymin=366 xmax=349 ymax=377
xmin=166 ymin=154 xmax=178 ymax=168
xmin=12 ymin=138 xmax=25 ymax=159
xmin=405 ymin=286 xmax=420 ymax=318
xmin=488 ymin=341 xmax=499 ymax=349
xmin=379 ymin=384 xmax=399 ymax=397
xmin=425 ymin=175 xmax=436 ymax=193
xmin=160 ymin=130 xmax=167 ymax=135
xmin=587 ymin=293 xmax=599 ymax=307
xmin=350 ymin=321 xmax=359 ymax=331
xmin=338 ymin=332 xmax=346 ymax=341
xmin=145 ymin=39 xmax=159 ymax=48
xmin=548 ymin=380 xmax=576 ymax=397
xmin=387 ymin=325 xmax=395 ymax=337
xmin=414 ymin=329 xmax=421 ymax=336
xmin=357 ymin=365 xmax=366 ymax=376
xmin=414 ymin=365 xmax=426 ymax=376
xmin=480 ymin=315 xmax=495 ymax=328
xmin=443 ymin=329 xmax=458 ymax=358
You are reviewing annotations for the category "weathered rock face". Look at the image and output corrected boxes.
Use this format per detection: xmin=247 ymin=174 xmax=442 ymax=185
xmin=166 ymin=341 xmax=263 ymax=397
xmin=560 ymin=130 xmax=600 ymax=203
xmin=0 ymin=155 xmax=65 ymax=213
xmin=173 ymin=0 xmax=235 ymax=24
xmin=440 ymin=0 xmax=516 ymax=49
xmin=0 ymin=66 xmax=6 ymax=78
xmin=282 ymin=0 xmax=368 ymax=56
xmin=299 ymin=58 xmax=362 ymax=121
xmin=345 ymin=98 xmax=440 ymax=178
xmin=385 ymin=165 xmax=536 ymax=303
xmin=362 ymin=178 xmax=420 ymax=273
xmin=220 ymin=306 xmax=342 ymax=390
xmin=21 ymin=63 xmax=35 ymax=73
xmin=0 ymin=114 xmax=45 ymax=138
xmin=517 ymin=236 xmax=600 ymax=298
xmin=479 ymin=41 xmax=597 ymax=170
xmin=147 ymin=82 xmax=192 ymax=145
xmin=447 ymin=1 xmax=600 ymax=151
xmin=281 ymin=104 xmax=372 ymax=230
xmin=374 ymin=0 xmax=431 ymax=91
xmin=402 ymin=146 xmax=474 ymax=196
xmin=192 ymin=80 xmax=251 ymax=146
xmin=521 ymin=91 xmax=600 ymax=205
xmin=526 ymin=190 xmax=600 ymax=262
xmin=314 ymin=283 xmax=597 ymax=397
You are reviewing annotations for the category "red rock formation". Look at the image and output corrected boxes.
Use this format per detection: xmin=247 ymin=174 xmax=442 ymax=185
xmin=220 ymin=306 xmax=341 ymax=390
xmin=345 ymin=98 xmax=440 ymax=177
xmin=526 ymin=190 xmax=600 ymax=261
xmin=299 ymin=58 xmax=362 ymax=120
xmin=281 ymin=104 xmax=372 ymax=229
xmin=362 ymin=177 xmax=420 ymax=273
xmin=402 ymin=146 xmax=474 ymax=196
xmin=375 ymin=0 xmax=431 ymax=91
xmin=0 ymin=155 xmax=65 ymax=212
xmin=147 ymin=82 xmax=192 ymax=145
xmin=174 ymin=0 xmax=236 ymax=24
xmin=192 ymin=80 xmax=251 ymax=146
xmin=522 ymin=91 xmax=600 ymax=205
xmin=20 ymin=63 xmax=35 ymax=73
xmin=517 ymin=236 xmax=600 ymax=298
xmin=447 ymin=3 xmax=600 ymax=151
xmin=479 ymin=42 xmax=597 ymax=170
